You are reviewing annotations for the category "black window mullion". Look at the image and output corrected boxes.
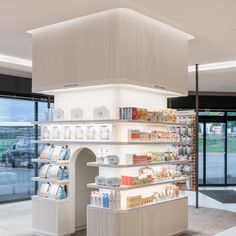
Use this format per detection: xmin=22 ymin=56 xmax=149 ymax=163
xmin=203 ymin=122 xmax=206 ymax=185
xmin=225 ymin=121 xmax=228 ymax=185
xmin=34 ymin=101 xmax=39 ymax=194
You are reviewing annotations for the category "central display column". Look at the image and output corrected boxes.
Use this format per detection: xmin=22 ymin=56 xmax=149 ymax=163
xmin=29 ymin=8 xmax=191 ymax=236
xmin=54 ymin=85 xmax=188 ymax=236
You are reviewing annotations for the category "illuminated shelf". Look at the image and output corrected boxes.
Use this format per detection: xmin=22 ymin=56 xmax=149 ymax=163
xmin=32 ymin=159 xmax=70 ymax=165
xmin=87 ymin=160 xmax=190 ymax=168
xmin=87 ymin=177 xmax=189 ymax=191
xmin=33 ymin=140 xmax=184 ymax=145
xmin=32 ymin=119 xmax=186 ymax=126
xmin=87 ymin=195 xmax=187 ymax=213
xmin=32 ymin=177 xmax=69 ymax=185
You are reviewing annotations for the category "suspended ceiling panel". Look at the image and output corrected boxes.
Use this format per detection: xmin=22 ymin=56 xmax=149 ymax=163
xmin=1 ymin=0 xmax=236 ymax=92
xmin=30 ymin=9 xmax=189 ymax=95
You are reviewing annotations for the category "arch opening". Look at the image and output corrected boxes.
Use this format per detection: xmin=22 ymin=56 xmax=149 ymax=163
xmin=71 ymin=147 xmax=98 ymax=231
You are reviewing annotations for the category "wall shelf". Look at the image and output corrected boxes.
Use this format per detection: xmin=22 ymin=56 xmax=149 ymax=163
xmin=32 ymin=159 xmax=70 ymax=165
xmin=33 ymin=140 xmax=184 ymax=145
xmin=32 ymin=119 xmax=186 ymax=126
xmin=87 ymin=177 xmax=189 ymax=191
xmin=87 ymin=160 xmax=190 ymax=168
xmin=32 ymin=195 xmax=69 ymax=203
xmin=32 ymin=177 xmax=69 ymax=185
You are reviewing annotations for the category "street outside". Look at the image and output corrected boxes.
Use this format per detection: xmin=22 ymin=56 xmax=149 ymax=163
xmin=0 ymin=166 xmax=34 ymax=201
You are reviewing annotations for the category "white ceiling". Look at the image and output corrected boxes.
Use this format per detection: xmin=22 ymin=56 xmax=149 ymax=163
xmin=0 ymin=0 xmax=236 ymax=92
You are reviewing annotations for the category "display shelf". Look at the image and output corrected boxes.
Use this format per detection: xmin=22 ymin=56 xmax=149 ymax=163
xmin=32 ymin=119 xmax=186 ymax=126
xmin=32 ymin=195 xmax=69 ymax=203
xmin=87 ymin=160 xmax=190 ymax=168
xmin=31 ymin=177 xmax=70 ymax=185
xmin=177 ymin=111 xmax=196 ymax=191
xmin=87 ymin=195 xmax=187 ymax=213
xmin=32 ymin=159 xmax=70 ymax=165
xmin=87 ymin=177 xmax=189 ymax=191
xmin=33 ymin=140 xmax=184 ymax=145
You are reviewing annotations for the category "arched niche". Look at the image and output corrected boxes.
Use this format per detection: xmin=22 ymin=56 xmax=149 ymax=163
xmin=69 ymin=147 xmax=98 ymax=231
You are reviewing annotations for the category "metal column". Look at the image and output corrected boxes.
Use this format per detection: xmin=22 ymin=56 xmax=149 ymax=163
xmin=195 ymin=64 xmax=199 ymax=208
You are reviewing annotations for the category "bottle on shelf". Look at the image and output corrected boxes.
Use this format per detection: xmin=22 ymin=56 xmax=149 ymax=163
xmin=110 ymin=191 xmax=114 ymax=209
xmin=115 ymin=190 xmax=121 ymax=209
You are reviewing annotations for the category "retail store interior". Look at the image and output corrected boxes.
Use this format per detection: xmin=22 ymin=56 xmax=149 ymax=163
xmin=1 ymin=1 xmax=236 ymax=236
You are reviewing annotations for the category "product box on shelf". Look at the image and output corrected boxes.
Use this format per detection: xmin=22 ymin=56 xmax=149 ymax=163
xmin=119 ymin=107 xmax=177 ymax=122
xmin=126 ymin=185 xmax=180 ymax=209
xmin=41 ymin=124 xmax=113 ymax=142
xmin=40 ymin=145 xmax=70 ymax=161
xmin=128 ymin=129 xmax=180 ymax=142
xmin=38 ymin=183 xmax=67 ymax=200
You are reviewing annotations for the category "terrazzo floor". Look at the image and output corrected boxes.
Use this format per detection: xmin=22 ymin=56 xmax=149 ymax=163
xmin=1 ymin=200 xmax=236 ymax=236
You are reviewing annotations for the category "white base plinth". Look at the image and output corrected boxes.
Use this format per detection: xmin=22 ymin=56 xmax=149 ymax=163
xmin=87 ymin=196 xmax=188 ymax=236
xmin=32 ymin=196 xmax=73 ymax=236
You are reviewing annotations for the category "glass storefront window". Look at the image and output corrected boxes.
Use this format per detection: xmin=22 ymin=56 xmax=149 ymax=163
xmin=199 ymin=111 xmax=225 ymax=116
xmin=0 ymin=98 xmax=50 ymax=202
xmin=38 ymin=101 xmax=54 ymax=121
xmin=227 ymin=121 xmax=236 ymax=184
xmin=198 ymin=123 xmax=204 ymax=184
xmin=205 ymin=123 xmax=225 ymax=184
xmin=227 ymin=112 xmax=236 ymax=116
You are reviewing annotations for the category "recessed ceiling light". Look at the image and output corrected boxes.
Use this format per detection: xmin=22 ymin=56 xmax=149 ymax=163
xmin=188 ymin=60 xmax=236 ymax=72
xmin=0 ymin=54 xmax=32 ymax=67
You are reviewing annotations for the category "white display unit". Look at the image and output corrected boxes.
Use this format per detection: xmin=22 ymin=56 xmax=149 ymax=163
xmin=31 ymin=85 xmax=189 ymax=236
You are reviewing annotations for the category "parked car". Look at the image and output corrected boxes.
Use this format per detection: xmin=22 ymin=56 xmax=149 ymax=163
xmin=2 ymin=139 xmax=43 ymax=168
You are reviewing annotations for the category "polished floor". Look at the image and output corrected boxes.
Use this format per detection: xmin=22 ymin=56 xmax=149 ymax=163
xmin=1 ymin=196 xmax=236 ymax=236
xmin=186 ymin=188 xmax=236 ymax=213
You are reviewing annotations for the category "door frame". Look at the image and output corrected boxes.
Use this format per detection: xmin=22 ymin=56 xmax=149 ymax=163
xmin=199 ymin=113 xmax=236 ymax=186
xmin=199 ymin=118 xmax=227 ymax=186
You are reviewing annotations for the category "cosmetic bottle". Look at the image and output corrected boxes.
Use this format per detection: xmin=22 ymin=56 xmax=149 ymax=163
xmin=110 ymin=191 xmax=114 ymax=209
xmin=97 ymin=193 xmax=101 ymax=207
xmin=102 ymin=193 xmax=106 ymax=208
xmin=105 ymin=193 xmax=109 ymax=208
xmin=116 ymin=190 xmax=121 ymax=209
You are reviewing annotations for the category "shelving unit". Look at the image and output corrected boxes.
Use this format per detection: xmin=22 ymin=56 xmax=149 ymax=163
xmin=32 ymin=115 xmax=190 ymax=236
xmin=176 ymin=111 xmax=196 ymax=191
xmin=74 ymin=113 xmax=189 ymax=236
xmin=32 ymin=145 xmax=73 ymax=235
